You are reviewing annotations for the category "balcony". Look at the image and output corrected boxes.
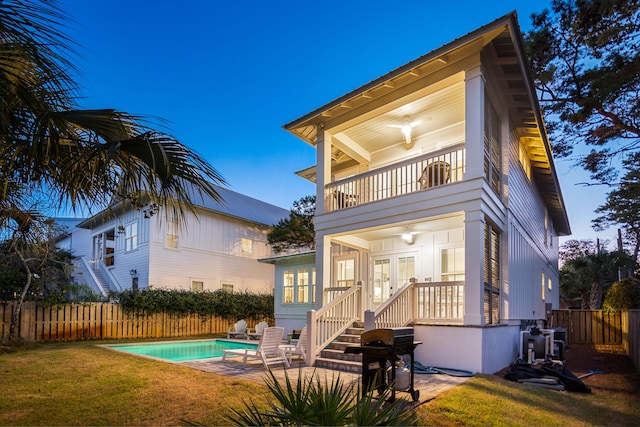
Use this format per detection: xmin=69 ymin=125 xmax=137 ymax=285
xmin=326 ymin=144 xmax=465 ymax=211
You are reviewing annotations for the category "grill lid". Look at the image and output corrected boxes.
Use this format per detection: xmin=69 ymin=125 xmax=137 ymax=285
xmin=361 ymin=327 xmax=414 ymax=346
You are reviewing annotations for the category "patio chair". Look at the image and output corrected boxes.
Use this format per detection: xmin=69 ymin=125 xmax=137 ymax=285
xmin=419 ymin=160 xmax=450 ymax=189
xmin=227 ymin=319 xmax=247 ymax=339
xmin=280 ymin=325 xmax=308 ymax=365
xmin=245 ymin=321 xmax=269 ymax=339
xmin=222 ymin=326 xmax=290 ymax=369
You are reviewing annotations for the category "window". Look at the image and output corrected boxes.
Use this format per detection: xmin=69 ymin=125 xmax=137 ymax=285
xmin=242 ymin=238 xmax=252 ymax=254
xmin=544 ymin=210 xmax=549 ymax=246
xmin=222 ymin=283 xmax=234 ymax=292
xmin=192 ymin=280 xmax=204 ymax=292
xmin=519 ymin=141 xmax=531 ymax=180
xmin=336 ymin=258 xmax=355 ymax=287
xmin=483 ymin=222 xmax=500 ymax=324
xmin=311 ymin=268 xmax=316 ymax=303
xmin=166 ymin=218 xmax=178 ymax=249
xmin=541 ymin=272 xmax=546 ymax=300
xmin=548 ymin=277 xmax=552 ymax=291
xmin=484 ymin=97 xmax=501 ymax=195
xmin=125 ymin=222 xmax=138 ymax=252
xmin=373 ymin=259 xmax=391 ymax=303
xmin=441 ymin=248 xmax=465 ymax=282
xmin=397 ymin=256 xmax=416 ymax=288
xmin=297 ymin=268 xmax=309 ymax=303
xmin=283 ymin=270 xmax=294 ymax=303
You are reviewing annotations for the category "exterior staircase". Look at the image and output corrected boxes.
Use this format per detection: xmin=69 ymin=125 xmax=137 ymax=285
xmin=314 ymin=321 xmax=364 ymax=373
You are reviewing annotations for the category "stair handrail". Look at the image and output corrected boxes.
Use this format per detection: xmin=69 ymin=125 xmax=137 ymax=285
xmin=95 ymin=260 xmax=124 ymax=293
xmin=78 ymin=257 xmax=109 ymax=298
xmin=365 ymin=281 xmax=416 ymax=331
xmin=307 ymin=284 xmax=362 ymax=366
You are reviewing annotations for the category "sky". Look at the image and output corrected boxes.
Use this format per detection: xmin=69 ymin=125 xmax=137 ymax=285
xmin=57 ymin=0 xmax=618 ymax=247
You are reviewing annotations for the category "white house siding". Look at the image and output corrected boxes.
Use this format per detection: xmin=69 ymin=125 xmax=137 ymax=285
xmin=147 ymin=209 xmax=276 ymax=293
xmin=505 ymin=126 xmax=560 ymax=319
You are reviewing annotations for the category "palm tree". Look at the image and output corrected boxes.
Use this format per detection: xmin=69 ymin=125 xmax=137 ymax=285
xmin=0 ymin=0 xmax=225 ymax=338
xmin=0 ymin=0 xmax=225 ymax=219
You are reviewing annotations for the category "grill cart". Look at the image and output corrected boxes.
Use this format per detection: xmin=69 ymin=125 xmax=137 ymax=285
xmin=345 ymin=327 xmax=421 ymax=402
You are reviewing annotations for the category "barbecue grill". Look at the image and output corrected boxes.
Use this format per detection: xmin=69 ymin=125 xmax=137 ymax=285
xmin=344 ymin=327 xmax=421 ymax=402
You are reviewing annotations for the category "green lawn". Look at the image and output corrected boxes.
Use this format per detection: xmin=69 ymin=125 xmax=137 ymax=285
xmin=1 ymin=340 xmax=638 ymax=426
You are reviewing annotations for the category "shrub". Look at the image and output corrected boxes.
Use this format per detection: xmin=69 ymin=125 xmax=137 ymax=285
xmin=602 ymin=277 xmax=640 ymax=312
xmin=115 ymin=288 xmax=273 ymax=320
xmin=227 ymin=368 xmax=417 ymax=426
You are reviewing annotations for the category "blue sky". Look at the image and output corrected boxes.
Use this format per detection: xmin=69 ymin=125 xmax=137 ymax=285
xmin=58 ymin=0 xmax=616 ymax=246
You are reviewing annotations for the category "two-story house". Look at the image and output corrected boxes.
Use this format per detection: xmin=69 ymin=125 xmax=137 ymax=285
xmin=67 ymin=185 xmax=289 ymax=296
xmin=280 ymin=12 xmax=570 ymax=374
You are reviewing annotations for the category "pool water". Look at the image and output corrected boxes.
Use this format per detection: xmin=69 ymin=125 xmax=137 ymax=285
xmin=106 ymin=339 xmax=258 ymax=362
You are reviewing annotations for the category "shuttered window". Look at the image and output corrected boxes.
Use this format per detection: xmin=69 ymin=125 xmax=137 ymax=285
xmin=483 ymin=222 xmax=501 ymax=324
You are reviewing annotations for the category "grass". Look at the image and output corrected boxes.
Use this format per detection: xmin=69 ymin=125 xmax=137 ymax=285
xmin=1 ymin=339 xmax=639 ymax=426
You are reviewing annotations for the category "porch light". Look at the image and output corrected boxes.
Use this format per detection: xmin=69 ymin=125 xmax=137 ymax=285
xmin=402 ymin=233 xmax=414 ymax=244
xmin=401 ymin=124 xmax=412 ymax=145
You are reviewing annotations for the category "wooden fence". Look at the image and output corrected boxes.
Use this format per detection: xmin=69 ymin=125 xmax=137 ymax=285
xmin=1 ymin=301 xmax=265 ymax=342
xmin=548 ymin=309 xmax=623 ymax=345
xmin=549 ymin=309 xmax=640 ymax=374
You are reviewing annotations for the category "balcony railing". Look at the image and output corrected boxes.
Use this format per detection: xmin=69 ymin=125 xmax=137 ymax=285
xmin=326 ymin=144 xmax=465 ymax=211
xmin=364 ymin=280 xmax=465 ymax=330
xmin=415 ymin=281 xmax=464 ymax=323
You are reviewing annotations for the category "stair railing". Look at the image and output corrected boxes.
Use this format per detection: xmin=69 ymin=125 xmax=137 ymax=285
xmin=78 ymin=257 xmax=109 ymax=298
xmin=95 ymin=260 xmax=123 ymax=293
xmin=365 ymin=280 xmax=415 ymax=331
xmin=307 ymin=284 xmax=362 ymax=366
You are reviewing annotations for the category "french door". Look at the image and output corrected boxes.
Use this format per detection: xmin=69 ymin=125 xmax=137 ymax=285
xmin=371 ymin=254 xmax=415 ymax=307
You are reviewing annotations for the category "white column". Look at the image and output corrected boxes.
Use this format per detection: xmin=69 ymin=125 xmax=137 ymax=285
xmin=464 ymin=65 xmax=485 ymax=180
xmin=314 ymin=233 xmax=331 ymax=309
xmin=464 ymin=209 xmax=485 ymax=326
xmin=315 ymin=126 xmax=331 ymax=215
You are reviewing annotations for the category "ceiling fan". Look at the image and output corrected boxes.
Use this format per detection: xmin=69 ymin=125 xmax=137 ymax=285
xmin=389 ymin=119 xmax=421 ymax=144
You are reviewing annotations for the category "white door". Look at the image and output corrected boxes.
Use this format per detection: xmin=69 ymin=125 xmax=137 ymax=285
xmin=371 ymin=255 xmax=416 ymax=308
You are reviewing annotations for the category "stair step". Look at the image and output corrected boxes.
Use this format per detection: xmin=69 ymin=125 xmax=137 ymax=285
xmin=320 ymin=348 xmax=362 ymax=362
xmin=314 ymin=357 xmax=362 ymax=374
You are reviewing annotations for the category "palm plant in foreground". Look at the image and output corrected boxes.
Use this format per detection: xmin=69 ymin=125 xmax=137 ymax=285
xmin=227 ymin=368 xmax=417 ymax=426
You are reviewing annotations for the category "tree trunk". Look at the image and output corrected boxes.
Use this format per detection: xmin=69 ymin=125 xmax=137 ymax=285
xmin=589 ymin=279 xmax=602 ymax=309
xmin=9 ymin=251 xmax=33 ymax=340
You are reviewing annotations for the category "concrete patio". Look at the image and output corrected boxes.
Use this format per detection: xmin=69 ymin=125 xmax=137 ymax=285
xmin=180 ymin=356 xmax=471 ymax=405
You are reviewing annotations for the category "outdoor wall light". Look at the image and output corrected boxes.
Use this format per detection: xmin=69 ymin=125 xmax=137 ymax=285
xmin=402 ymin=233 xmax=414 ymax=244
xmin=130 ymin=269 xmax=137 ymax=276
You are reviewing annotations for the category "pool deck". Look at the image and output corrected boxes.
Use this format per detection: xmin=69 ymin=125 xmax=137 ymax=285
xmin=179 ymin=356 xmax=470 ymax=405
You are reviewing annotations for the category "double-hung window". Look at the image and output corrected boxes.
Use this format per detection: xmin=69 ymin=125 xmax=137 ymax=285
xmin=125 ymin=222 xmax=138 ymax=252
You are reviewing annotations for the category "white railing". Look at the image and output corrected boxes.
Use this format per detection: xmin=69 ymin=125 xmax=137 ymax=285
xmin=365 ymin=281 xmax=465 ymax=331
xmin=95 ymin=260 xmax=123 ymax=293
xmin=323 ymin=286 xmax=353 ymax=304
xmin=307 ymin=284 xmax=362 ymax=366
xmin=78 ymin=258 xmax=109 ymax=298
xmin=415 ymin=281 xmax=464 ymax=323
xmin=326 ymin=144 xmax=465 ymax=211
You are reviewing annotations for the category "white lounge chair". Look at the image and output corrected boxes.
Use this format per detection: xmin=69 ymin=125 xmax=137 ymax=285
xmin=245 ymin=321 xmax=269 ymax=340
xmin=280 ymin=325 xmax=307 ymax=365
xmin=227 ymin=319 xmax=247 ymax=339
xmin=222 ymin=326 xmax=290 ymax=369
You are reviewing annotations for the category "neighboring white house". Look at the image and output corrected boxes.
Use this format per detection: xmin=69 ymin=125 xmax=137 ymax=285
xmin=67 ymin=186 xmax=289 ymax=296
xmin=280 ymin=12 xmax=571 ymax=374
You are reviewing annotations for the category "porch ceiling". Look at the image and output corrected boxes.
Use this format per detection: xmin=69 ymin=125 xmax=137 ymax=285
xmin=331 ymin=214 xmax=465 ymax=243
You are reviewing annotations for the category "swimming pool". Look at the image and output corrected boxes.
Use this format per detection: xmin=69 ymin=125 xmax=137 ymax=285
xmin=104 ymin=339 xmax=258 ymax=362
